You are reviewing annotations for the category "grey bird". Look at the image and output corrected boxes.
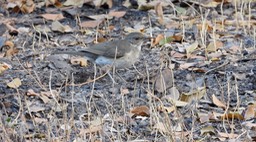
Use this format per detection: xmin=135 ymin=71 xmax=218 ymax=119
xmin=53 ymin=32 xmax=147 ymax=69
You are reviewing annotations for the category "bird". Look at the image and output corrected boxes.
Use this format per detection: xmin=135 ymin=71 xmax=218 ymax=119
xmin=53 ymin=32 xmax=147 ymax=69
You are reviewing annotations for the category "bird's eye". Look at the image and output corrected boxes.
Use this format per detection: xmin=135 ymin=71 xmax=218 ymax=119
xmin=135 ymin=37 xmax=140 ymax=40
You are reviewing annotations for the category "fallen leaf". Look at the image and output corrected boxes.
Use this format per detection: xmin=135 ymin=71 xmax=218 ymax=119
xmin=179 ymin=62 xmax=197 ymax=69
xmin=20 ymin=0 xmax=35 ymax=13
xmin=94 ymin=0 xmax=113 ymax=8
xmin=186 ymin=41 xmax=199 ymax=56
xmin=41 ymin=13 xmax=65 ymax=21
xmin=232 ymin=72 xmax=246 ymax=80
xmin=7 ymin=78 xmax=22 ymax=89
xmin=63 ymin=0 xmax=87 ymax=7
xmin=200 ymin=126 xmax=215 ymax=135
xmin=217 ymin=131 xmax=238 ymax=139
xmin=180 ymin=87 xmax=206 ymax=103
xmin=158 ymin=105 xmax=176 ymax=113
xmin=120 ymin=88 xmax=129 ymax=95
xmin=80 ymin=20 xmax=103 ymax=28
xmin=26 ymin=89 xmax=40 ymax=96
xmin=221 ymin=112 xmax=244 ymax=120
xmin=70 ymin=57 xmax=88 ymax=67
xmin=212 ymin=94 xmax=226 ymax=109
xmin=153 ymin=122 xmax=169 ymax=133
xmin=155 ymin=2 xmax=164 ymax=25
xmin=29 ymin=105 xmax=46 ymax=112
xmin=201 ymin=1 xmax=220 ymax=7
xmin=130 ymin=105 xmax=150 ymax=117
xmin=108 ymin=11 xmax=126 ymax=18
xmin=154 ymin=68 xmax=173 ymax=93
xmin=0 ymin=62 xmax=11 ymax=74
xmin=170 ymin=51 xmax=186 ymax=58
xmin=206 ymin=41 xmax=224 ymax=52
xmin=79 ymin=125 xmax=102 ymax=135
xmin=51 ymin=21 xmax=72 ymax=33
xmin=152 ymin=34 xmax=164 ymax=45
xmin=244 ymin=105 xmax=255 ymax=120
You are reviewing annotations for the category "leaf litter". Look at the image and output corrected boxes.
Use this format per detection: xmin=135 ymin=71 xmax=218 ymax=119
xmin=0 ymin=0 xmax=256 ymax=141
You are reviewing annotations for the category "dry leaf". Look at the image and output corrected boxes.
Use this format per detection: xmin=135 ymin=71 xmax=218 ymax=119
xmin=27 ymin=89 xmax=39 ymax=96
xmin=221 ymin=112 xmax=244 ymax=120
xmin=232 ymin=72 xmax=246 ymax=80
xmin=120 ymin=88 xmax=129 ymax=95
xmin=153 ymin=34 xmax=164 ymax=46
xmin=80 ymin=20 xmax=103 ymax=28
xmin=201 ymin=1 xmax=220 ymax=7
xmin=94 ymin=0 xmax=113 ymax=8
xmin=206 ymin=41 xmax=223 ymax=52
xmin=180 ymin=87 xmax=206 ymax=103
xmin=70 ymin=57 xmax=88 ymax=67
xmin=29 ymin=105 xmax=46 ymax=112
xmin=41 ymin=13 xmax=65 ymax=21
xmin=153 ymin=122 xmax=169 ymax=133
xmin=51 ymin=21 xmax=72 ymax=33
xmin=20 ymin=0 xmax=35 ymax=13
xmin=108 ymin=11 xmax=126 ymax=18
xmin=63 ymin=0 xmax=86 ymax=7
xmin=155 ymin=2 xmax=164 ymax=25
xmin=7 ymin=78 xmax=22 ymax=88
xmin=244 ymin=105 xmax=255 ymax=120
xmin=217 ymin=131 xmax=238 ymax=139
xmin=130 ymin=105 xmax=150 ymax=117
xmin=212 ymin=94 xmax=226 ymax=109
xmin=154 ymin=68 xmax=173 ymax=93
xmin=200 ymin=126 xmax=215 ymax=135
xmin=158 ymin=105 xmax=176 ymax=113
xmin=0 ymin=63 xmax=11 ymax=74
xmin=170 ymin=51 xmax=186 ymax=58
xmin=179 ymin=62 xmax=197 ymax=69
xmin=186 ymin=41 xmax=199 ymax=56
xmin=79 ymin=125 xmax=102 ymax=135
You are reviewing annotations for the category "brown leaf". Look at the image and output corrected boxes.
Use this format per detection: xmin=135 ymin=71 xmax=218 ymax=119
xmin=179 ymin=62 xmax=197 ymax=69
xmin=20 ymin=0 xmax=35 ymax=13
xmin=41 ymin=13 xmax=65 ymax=21
xmin=27 ymin=89 xmax=40 ymax=96
xmin=155 ymin=2 xmax=164 ymax=25
xmin=108 ymin=11 xmax=126 ymax=18
xmin=130 ymin=105 xmax=150 ymax=117
xmin=170 ymin=51 xmax=186 ymax=58
xmin=212 ymin=94 xmax=226 ymax=109
xmin=80 ymin=20 xmax=103 ymax=28
xmin=221 ymin=112 xmax=244 ymax=120
xmin=244 ymin=105 xmax=256 ymax=120
xmin=153 ymin=34 xmax=164 ymax=46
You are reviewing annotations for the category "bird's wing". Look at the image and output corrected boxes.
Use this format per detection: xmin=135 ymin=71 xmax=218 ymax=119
xmin=81 ymin=40 xmax=132 ymax=58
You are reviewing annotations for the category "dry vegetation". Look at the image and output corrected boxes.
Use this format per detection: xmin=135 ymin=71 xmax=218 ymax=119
xmin=0 ymin=0 xmax=256 ymax=141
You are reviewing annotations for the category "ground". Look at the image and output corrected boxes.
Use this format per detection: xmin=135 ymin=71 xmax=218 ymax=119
xmin=0 ymin=0 xmax=256 ymax=141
